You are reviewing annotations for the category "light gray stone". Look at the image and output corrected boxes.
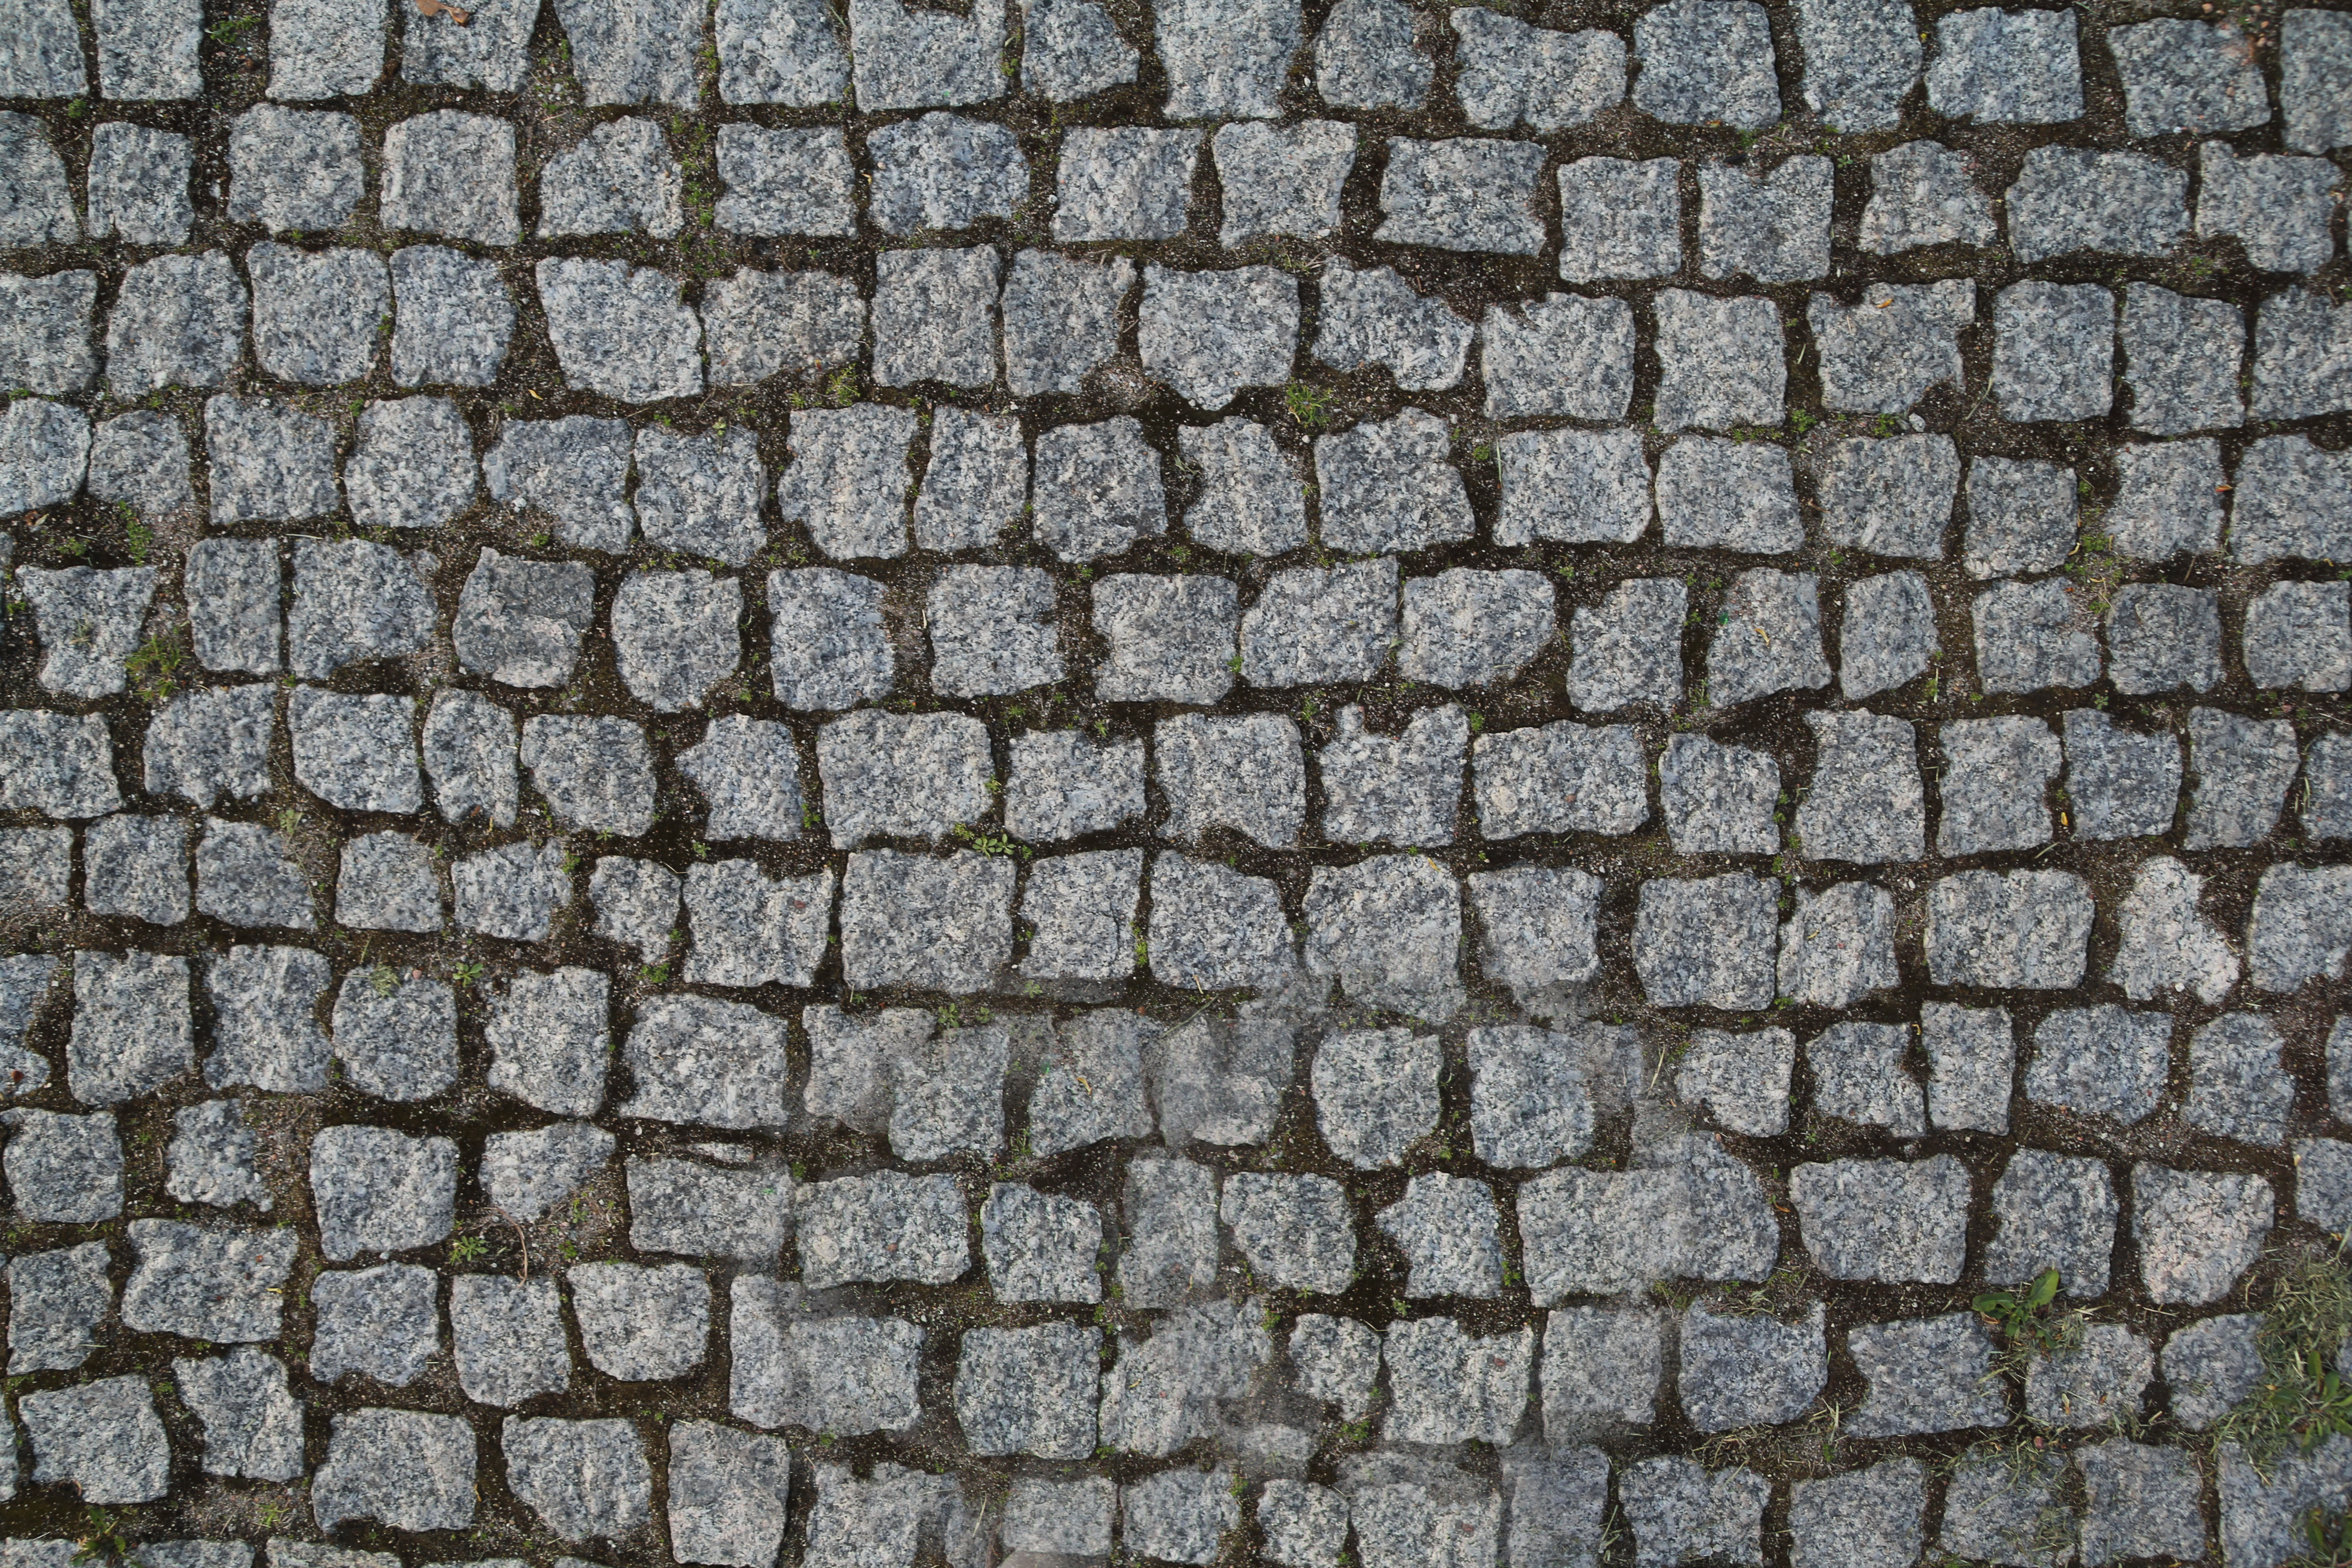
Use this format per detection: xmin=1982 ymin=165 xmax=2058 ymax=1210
xmin=1635 ymin=874 xmax=1778 ymax=1007
xmin=1707 ymin=568 xmax=1829 ymax=706
xmin=1376 ymin=136 xmax=1548 ymax=254
xmin=451 ymin=1275 xmax=568 ymax=1406
xmin=611 ymin=570 xmax=741 ymax=711
xmin=381 ymin=111 xmax=518 ymax=245
xmin=1303 ymin=856 xmax=1464 ymax=1021
xmin=203 ymin=392 xmax=340 ymax=524
xmin=1160 ymin=711 xmax=1305 ymax=848
xmin=484 ymin=417 xmax=632 ymax=551
xmin=0 ymin=271 xmax=95 ymax=397
xmin=1809 ymin=1021 xmax=1922 ymax=1135
xmin=930 ymin=564 xmax=1063 ymax=697
xmin=1314 ymin=1027 xmax=1439 ymax=1168
xmin=1794 ymin=0 xmax=1916 ymax=129
xmin=539 ymin=118 xmax=682 ymax=239
xmin=701 ymin=265 xmax=862 ymax=387
xmin=0 ymin=710 xmax=120 ymax=819
xmin=1156 ymin=0 xmax=1296 ymax=117
xmin=2135 ymin=1163 xmax=2272 ymax=1304
xmin=501 ymin=1416 xmax=652 ymax=1539
xmin=346 ymin=396 xmax=477 ymax=532
xmin=309 ymin=1263 xmax=437 ymax=1386
xmin=1778 ymin=885 xmax=1896 ymax=1008
xmin=554 ymin=0 xmax=701 ymax=104
xmin=1020 ymin=854 xmax=1142 ymax=981
xmin=2007 ymin=146 xmax=2188 ymax=264
xmin=0 ymin=396 xmax=87 ymax=515
xmin=1021 ymin=0 xmax=1133 ymax=98
xmin=591 ymin=856 xmax=678 ymax=963
xmin=1985 ymin=1148 xmax=2115 ymax=1296
xmin=1994 ymin=280 xmax=2114 ymax=423
xmin=1517 ymin=1133 xmax=1779 ymax=1300
xmin=873 ymin=247 xmax=1002 ymax=388
xmin=1377 ymin=1173 xmax=1499 ymax=1298
xmin=2122 ymin=282 xmax=2244 ymax=436
xmin=391 ymin=245 xmax=514 ymax=389
xmin=225 ymin=106 xmax=364 ymax=233
xmin=1857 ymin=138 xmax=1996 ymax=253
xmin=2198 ymin=140 xmax=2338 ymax=273
xmin=1384 ymin=1317 xmax=1532 ymax=1444
xmin=716 ymin=123 xmax=856 ymax=237
xmin=1213 ymin=120 xmax=1352 ymax=245
xmin=1005 ymin=729 xmax=1144 ymax=841
xmin=2162 ymin=1313 xmax=2260 ymax=1429
xmin=570 ymin=1261 xmax=708 ymax=1381
xmin=1973 ymin=579 xmax=2102 ymax=694
xmin=1925 ymin=869 xmax=2092 ymax=989
xmin=1473 ymin=719 xmax=1648 ymax=837
xmin=1655 ymin=437 xmax=1801 ymax=552
xmin=1791 ymin=1156 xmax=1970 ymax=1282
xmin=482 ymin=1120 xmax=611 ymax=1221
xmin=1317 ymin=0 xmax=1431 ymax=108
xmin=21 ymin=1377 xmax=168 ymax=1504
xmin=1618 ymin=1457 xmax=1767 ymax=1568
xmin=88 ymin=407 xmax=193 ymax=515
xmin=816 ymin=708 xmax=991 ymax=846
xmin=1001 ymin=248 xmax=1132 ymax=397
xmin=266 ymin=0 xmax=385 ymax=98
xmin=4 ymin=1109 xmax=122 ymax=1222
xmin=535 ymin=257 xmax=703 ymax=403
xmin=729 ymin=1283 xmax=921 ymax=1432
xmin=331 ymin=969 xmax=455 ymax=1101
xmin=82 ymin=814 xmax=188 ymax=927
xmin=166 ymin=1100 xmax=271 ymax=1210
xmin=1633 ymin=0 xmax=1779 ymax=125
xmin=1655 ymin=289 xmax=1784 ymax=430
xmin=2026 ymin=1323 xmax=2151 ymax=1429
xmin=1680 ymin=1301 xmax=1827 ymax=1432
xmin=520 ymin=715 xmax=657 ymax=835
xmin=1927 ymin=5 xmax=2079 ymax=120
xmin=1846 ymin=1313 xmax=2005 ymax=1437
xmin=1453 ymin=7 xmax=1621 ymax=129
xmin=1225 ymin=1171 xmax=1356 ymax=1293
xmin=2257 ymin=286 xmax=2352 ymax=419
xmin=1033 ymin=416 xmax=1167 ymax=560
xmin=1241 ymin=557 xmax=1398 ymax=685
xmin=290 ymin=688 xmax=420 ymax=814
xmin=309 ymin=1124 xmax=456 ymax=1260
xmin=1811 ymin=282 xmax=1970 ymax=412
xmin=1468 ymin=1022 xmax=1606 ymax=1166
xmin=1401 ymin=568 xmax=1552 ymax=689
xmin=2247 ymin=580 xmax=2352 ymax=691
xmin=627 ymin=1156 xmax=789 ymax=1263
xmin=869 ymin=113 xmax=1024 ymax=235
xmin=2185 ymin=706 xmax=2298 ymax=849
xmin=7 ymin=1243 xmax=111 ymax=1373
xmin=1557 ymin=155 xmax=1682 ymax=282
xmin=1313 ymin=260 xmax=1471 ymax=393
xmin=0 ymin=113 xmax=75 ymax=243
xmin=1319 ymin=703 xmax=1466 ymax=848
xmin=2028 ymin=1004 xmax=2171 ymax=1124
xmin=1700 ymin=157 xmax=1830 ymax=284
xmin=1840 ymin=571 xmax=1938 ymax=701
xmin=401 ymin=0 xmax=537 ymax=88
xmin=667 ymin=1422 xmax=791 ymax=1568
xmin=954 ymin=1323 xmax=1098 ymax=1457
xmin=1148 ymin=852 xmax=1296 ymax=990
xmin=2111 ymin=17 xmax=2268 ymax=135
xmin=838 ymin=849 xmax=1013 ymax=991
xmin=1481 ymin=293 xmax=1634 ymax=422
xmin=2231 ymin=434 xmax=2352 ymax=563
xmin=848 ymin=0 xmax=1006 ymax=109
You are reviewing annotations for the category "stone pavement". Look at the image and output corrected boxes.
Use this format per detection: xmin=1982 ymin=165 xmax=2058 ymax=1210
xmin=0 ymin=0 xmax=2350 ymax=1561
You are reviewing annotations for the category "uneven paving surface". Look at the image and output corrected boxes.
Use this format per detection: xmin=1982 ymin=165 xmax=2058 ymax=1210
xmin=1 ymin=0 xmax=2351 ymax=1562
